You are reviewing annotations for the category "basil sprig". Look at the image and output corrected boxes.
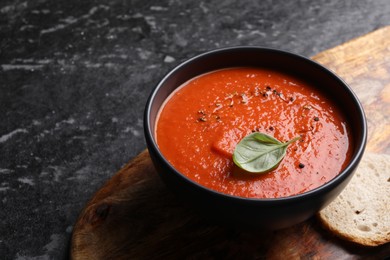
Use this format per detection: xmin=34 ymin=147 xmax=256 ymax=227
xmin=233 ymin=132 xmax=300 ymax=173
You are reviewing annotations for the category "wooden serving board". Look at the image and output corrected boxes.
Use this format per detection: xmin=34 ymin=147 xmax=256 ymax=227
xmin=70 ymin=27 xmax=390 ymax=259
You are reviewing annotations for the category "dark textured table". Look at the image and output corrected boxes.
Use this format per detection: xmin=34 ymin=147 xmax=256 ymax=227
xmin=1 ymin=0 xmax=389 ymax=259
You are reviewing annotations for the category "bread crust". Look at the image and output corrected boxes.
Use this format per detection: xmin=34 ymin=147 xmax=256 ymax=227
xmin=317 ymin=153 xmax=390 ymax=246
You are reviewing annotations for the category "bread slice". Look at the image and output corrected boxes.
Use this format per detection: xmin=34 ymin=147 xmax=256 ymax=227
xmin=318 ymin=152 xmax=390 ymax=246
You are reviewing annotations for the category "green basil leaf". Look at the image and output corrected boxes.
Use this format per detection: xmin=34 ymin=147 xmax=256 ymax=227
xmin=233 ymin=132 xmax=300 ymax=173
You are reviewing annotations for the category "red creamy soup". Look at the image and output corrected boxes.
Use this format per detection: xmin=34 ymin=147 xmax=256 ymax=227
xmin=156 ymin=67 xmax=352 ymax=198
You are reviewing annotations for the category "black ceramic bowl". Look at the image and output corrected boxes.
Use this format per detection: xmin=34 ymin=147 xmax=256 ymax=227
xmin=144 ymin=47 xmax=367 ymax=229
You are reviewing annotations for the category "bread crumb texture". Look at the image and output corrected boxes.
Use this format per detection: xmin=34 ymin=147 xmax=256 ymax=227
xmin=318 ymin=152 xmax=390 ymax=246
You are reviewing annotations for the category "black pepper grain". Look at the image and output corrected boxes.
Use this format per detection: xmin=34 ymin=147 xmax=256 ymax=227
xmin=298 ymin=163 xmax=305 ymax=169
xmin=198 ymin=116 xmax=207 ymax=122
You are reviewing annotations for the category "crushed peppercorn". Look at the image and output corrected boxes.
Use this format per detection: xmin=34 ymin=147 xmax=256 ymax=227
xmin=198 ymin=116 xmax=207 ymax=122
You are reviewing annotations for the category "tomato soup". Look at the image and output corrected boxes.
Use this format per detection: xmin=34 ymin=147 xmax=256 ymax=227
xmin=156 ymin=67 xmax=352 ymax=198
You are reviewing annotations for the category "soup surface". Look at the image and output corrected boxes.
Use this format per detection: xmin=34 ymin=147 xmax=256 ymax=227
xmin=156 ymin=67 xmax=352 ymax=198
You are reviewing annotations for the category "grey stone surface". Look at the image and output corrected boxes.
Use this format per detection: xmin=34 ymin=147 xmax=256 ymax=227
xmin=0 ymin=0 xmax=389 ymax=258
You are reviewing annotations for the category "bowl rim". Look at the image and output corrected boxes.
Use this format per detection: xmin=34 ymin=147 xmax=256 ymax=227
xmin=144 ymin=46 xmax=367 ymax=203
